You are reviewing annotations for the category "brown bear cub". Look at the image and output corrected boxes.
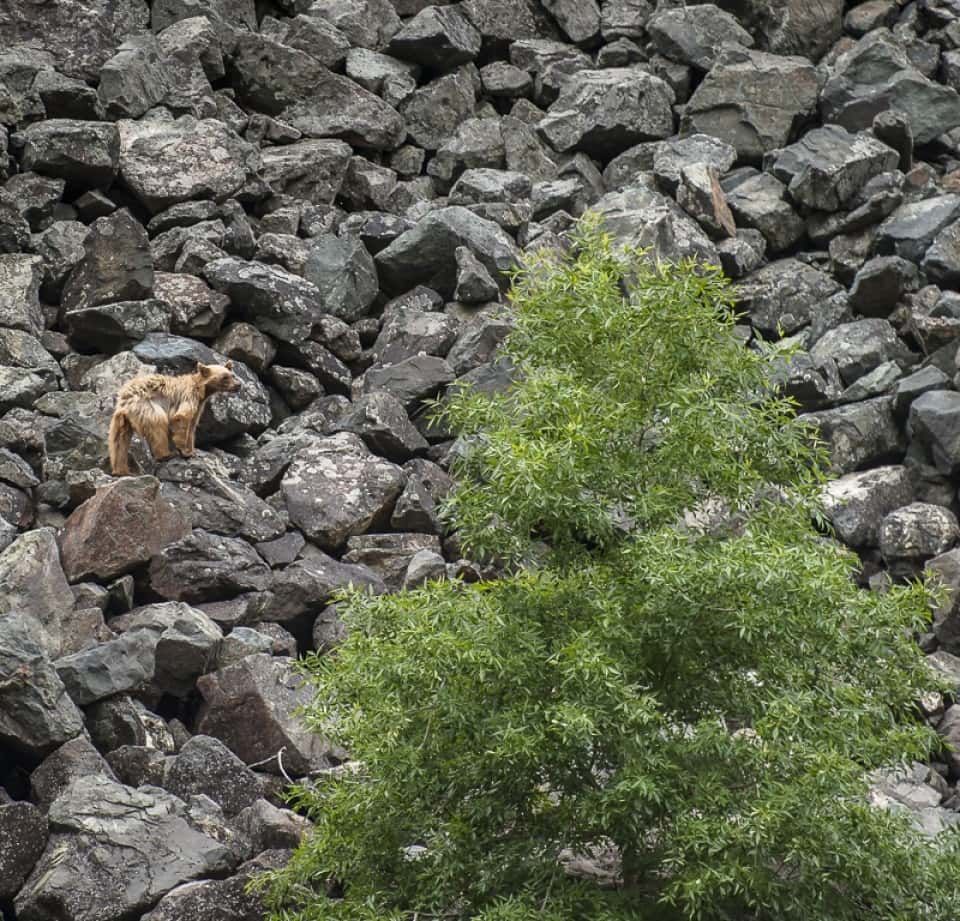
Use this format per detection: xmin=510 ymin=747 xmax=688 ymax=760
xmin=108 ymin=361 xmax=241 ymax=476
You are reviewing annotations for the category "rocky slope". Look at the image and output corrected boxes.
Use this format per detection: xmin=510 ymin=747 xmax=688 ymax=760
xmin=5 ymin=0 xmax=960 ymax=917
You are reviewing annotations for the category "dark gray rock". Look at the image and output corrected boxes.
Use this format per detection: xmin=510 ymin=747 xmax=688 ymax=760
xmin=809 ymin=319 xmax=910 ymax=386
xmin=676 ymin=163 xmax=736 ymax=240
xmin=155 ymin=272 xmax=229 ymax=339
xmin=805 ymin=397 xmax=904 ymax=474
xmin=163 ymin=735 xmax=261 ymax=817
xmin=110 ymin=602 xmax=223 ymax=698
xmin=303 ymin=234 xmax=378 ymax=323
xmin=256 ymin=549 xmax=384 ymax=622
xmin=58 ymin=476 xmax=191 ymax=583
xmin=5 ymin=173 xmax=65 ymax=232
xmin=892 ymin=366 xmax=951 ymax=421
xmin=269 ymin=366 xmax=323 ymax=410
xmin=820 ymin=465 xmax=914 ymax=548
xmin=259 ymin=139 xmax=351 ymax=205
xmin=454 ymin=246 xmax=501 ymax=303
xmin=401 ymin=67 xmax=477 ymax=152
xmin=233 ymin=799 xmax=309 ymax=852
xmin=15 ymin=775 xmax=242 ymax=921
xmin=216 ymin=626 xmax=274 ymax=668
xmin=0 ymin=801 xmax=47 ymax=900
xmin=140 ymin=850 xmax=290 ymax=921
xmin=35 ymin=221 xmax=88 ymax=301
xmin=600 ymin=0 xmax=652 ymax=40
xmin=157 ymin=458 xmax=285 ymax=544
xmin=737 ymin=259 xmax=842 ymax=339
xmin=646 ymin=4 xmax=753 ymax=72
xmin=849 ymin=256 xmax=918 ymax=317
xmin=61 ymin=209 xmax=153 ymax=313
xmin=923 ymin=222 xmax=960 ymax=289
xmin=682 ymin=47 xmax=819 ymax=163
xmin=821 ymin=30 xmax=960 ymax=144
xmin=118 ymin=116 xmax=259 ymax=213
xmin=0 ymin=614 xmax=83 ymax=759
xmin=878 ymin=195 xmax=960 ymax=264
xmin=98 ymin=34 xmax=170 ymax=119
xmin=149 ymin=530 xmax=272 ymax=604
xmin=196 ymin=654 xmax=339 ymax=775
xmin=85 ymin=694 xmax=176 ymax=754
xmin=204 ymin=257 xmax=327 ymax=347
xmin=908 ymin=390 xmax=960 ymax=476
xmin=0 ymin=528 xmax=73 ymax=658
xmin=333 ymin=391 xmax=429 ymax=462
xmin=540 ymin=0 xmax=600 ymax=44
xmin=538 ymin=68 xmax=674 ymax=158
xmin=30 ymin=735 xmax=117 ymax=812
xmin=766 ymin=125 xmax=899 ymax=212
xmin=881 ymin=503 xmax=960 ymax=579
xmin=480 ymin=62 xmax=533 ymax=98
xmin=374 ymin=308 xmax=459 ymax=365
xmin=55 ymin=629 xmax=157 ymax=706
xmin=649 ymin=134 xmax=738 ymax=194
xmin=728 ymin=0 xmax=842 ymax=61
xmin=723 ymin=172 xmax=804 ymax=254
xmin=65 ymin=299 xmax=172 ymax=352
xmin=462 ymin=0 xmax=557 ymax=51
xmin=306 ymin=0 xmax=401 ymax=50
xmin=354 ymin=354 xmax=457 ymax=411
xmin=0 ymin=0 xmax=150 ymax=82
xmin=261 ymin=13 xmax=350 ymax=70
xmin=388 ymin=5 xmax=481 ymax=69
xmin=404 ymin=548 xmax=447 ymax=587
xmin=927 ymin=548 xmax=960 ymax=654
xmin=151 ymin=0 xmax=256 ymax=31
xmin=105 ymin=745 xmax=168 ymax=788
xmin=376 ymin=206 xmax=517 ymax=297
xmin=282 ymin=433 xmax=405 ymax=550
xmin=344 ymin=532 xmax=443 ymax=590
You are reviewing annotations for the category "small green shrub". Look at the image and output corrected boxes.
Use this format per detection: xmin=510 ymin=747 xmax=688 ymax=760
xmin=260 ymin=217 xmax=960 ymax=921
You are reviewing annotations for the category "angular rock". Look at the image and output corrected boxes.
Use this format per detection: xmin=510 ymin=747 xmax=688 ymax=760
xmin=196 ymin=654 xmax=338 ymax=775
xmin=163 ymin=735 xmax=261 ymax=817
xmin=59 ymin=476 xmax=191 ymax=583
xmin=263 ymin=13 xmax=351 ymax=70
xmin=600 ymin=0 xmax=652 ymax=40
xmin=455 ymin=246 xmax=500 ymax=303
xmin=404 ymin=548 xmax=447 ymax=587
xmin=676 ymin=163 xmax=735 ymax=240
xmin=820 ymin=465 xmax=914 ymax=548
xmin=211 ymin=326 xmax=275 ymax=376
xmin=646 ymin=4 xmax=753 ymax=72
xmin=849 ymin=256 xmax=918 ymax=317
xmin=909 ymin=390 xmax=960 ymax=476
xmin=923 ymin=222 xmax=960 ymax=289
xmin=65 ymin=299 xmax=172 ymax=352
xmin=540 ymin=0 xmax=600 ymax=45
xmin=927 ymin=548 xmax=960 ymax=654
xmin=0 ymin=528 xmax=72 ymax=657
xmin=0 ymin=0 xmax=150 ymax=82
xmin=354 ymin=354 xmax=457 ymax=410
xmin=149 ymin=530 xmax=271 ymax=604
xmin=110 ymin=602 xmax=223 ymax=697
xmin=376 ymin=206 xmax=517 ymax=297
xmin=61 ymin=208 xmax=154 ymax=314
xmin=282 ymin=433 xmax=405 ymax=550
xmin=538 ymin=68 xmax=674 ymax=158
xmin=333 ymin=391 xmax=429 ymax=462
xmin=766 ymin=125 xmax=899 ymax=212
xmin=257 ymin=550 xmax=385 ymax=622
xmin=730 ymin=0 xmax=842 ymax=61
xmin=30 ymin=735 xmax=117 ymax=812
xmin=401 ymin=67 xmax=477 ymax=152
xmin=15 ymin=775 xmax=241 ymax=921
xmin=736 ymin=259 xmax=842 ymax=338
xmin=98 ymin=34 xmax=170 ymax=119
xmin=809 ymin=319 xmax=909 ymax=386
xmin=204 ymin=257 xmax=323 ymax=345
xmin=374 ymin=308 xmax=459 ymax=365
xmin=881 ymin=503 xmax=960 ymax=579
xmin=233 ymin=799 xmax=309 ymax=852
xmin=805 ymin=397 xmax=904 ymax=474
xmin=821 ymin=30 xmax=960 ymax=144
xmin=651 ymin=133 xmax=738 ymax=194
xmin=0 ymin=801 xmax=47 ymax=900
xmin=155 ymin=272 xmax=229 ymax=339
xmin=388 ymin=5 xmax=481 ymax=69
xmin=303 ymin=234 xmax=378 ymax=323
xmin=55 ymin=629 xmax=157 ymax=706
xmin=0 ymin=614 xmax=83 ymax=759
xmin=344 ymin=532 xmax=443 ymax=590
xmin=682 ymin=47 xmax=819 ymax=163
xmin=119 ymin=116 xmax=259 ymax=213
xmin=259 ymin=139 xmax=351 ymax=205
xmin=723 ymin=172 xmax=804 ymax=254
xmin=85 ymin=694 xmax=175 ymax=754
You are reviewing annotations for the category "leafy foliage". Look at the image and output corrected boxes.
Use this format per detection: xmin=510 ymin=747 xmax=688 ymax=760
xmin=260 ymin=217 xmax=960 ymax=921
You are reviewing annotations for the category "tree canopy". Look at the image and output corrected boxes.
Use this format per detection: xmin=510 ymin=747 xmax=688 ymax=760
xmin=261 ymin=217 xmax=960 ymax=921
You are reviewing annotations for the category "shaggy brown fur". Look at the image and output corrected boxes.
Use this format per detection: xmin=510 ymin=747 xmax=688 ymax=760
xmin=108 ymin=361 xmax=241 ymax=476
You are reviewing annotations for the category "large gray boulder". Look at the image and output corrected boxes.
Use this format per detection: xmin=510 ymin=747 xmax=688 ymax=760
xmin=682 ymin=47 xmax=819 ymax=163
xmin=388 ymin=5 xmax=481 ymax=68
xmin=14 ymin=120 xmax=120 ymax=188
xmin=819 ymin=466 xmax=914 ymax=548
xmin=303 ymin=234 xmax=379 ymax=323
xmin=908 ymin=390 xmax=960 ymax=476
xmin=736 ymin=259 xmax=842 ymax=339
xmin=808 ymin=319 xmax=909 ymax=386
xmin=880 ymin=503 xmax=960 ymax=580
xmin=875 ymin=195 xmax=960 ymax=263
xmin=821 ymin=30 xmax=960 ymax=144
xmin=376 ymin=206 xmax=517 ymax=297
xmin=765 ymin=125 xmax=899 ymax=212
xmin=118 ymin=116 xmax=259 ymax=213
xmin=163 ymin=735 xmax=262 ymax=817
xmin=646 ymin=4 xmax=753 ymax=72
xmin=55 ymin=630 xmax=157 ymax=706
xmin=15 ymin=775 xmax=242 ymax=921
xmin=282 ymin=433 xmax=405 ymax=551
xmin=0 ymin=614 xmax=83 ymax=759
xmin=805 ymin=397 xmax=904 ymax=474
xmin=0 ymin=801 xmax=47 ymax=900
xmin=196 ymin=654 xmax=339 ymax=776
xmin=538 ymin=68 xmax=674 ymax=158
xmin=259 ymin=139 xmax=351 ymax=204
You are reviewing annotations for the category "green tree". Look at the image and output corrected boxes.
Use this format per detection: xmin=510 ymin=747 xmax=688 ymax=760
xmin=261 ymin=217 xmax=960 ymax=921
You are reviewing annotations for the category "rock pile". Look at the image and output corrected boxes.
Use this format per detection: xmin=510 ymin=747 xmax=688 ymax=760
xmin=5 ymin=0 xmax=960 ymax=915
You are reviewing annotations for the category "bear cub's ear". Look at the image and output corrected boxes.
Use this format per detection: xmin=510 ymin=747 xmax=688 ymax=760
xmin=225 ymin=359 xmax=234 ymax=370
xmin=196 ymin=362 xmax=212 ymax=376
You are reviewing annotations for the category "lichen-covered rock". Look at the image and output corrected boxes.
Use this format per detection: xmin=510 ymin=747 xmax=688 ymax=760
xmin=30 ymin=735 xmax=117 ymax=811
xmin=646 ymin=4 xmax=753 ymax=72
xmin=909 ymin=391 xmax=960 ymax=476
xmin=880 ymin=503 xmax=960 ymax=579
xmin=163 ymin=735 xmax=261 ymax=817
xmin=736 ymin=259 xmax=842 ymax=339
xmin=805 ymin=397 xmax=905 ymax=474
xmin=0 ymin=801 xmax=48 ymax=900
xmin=282 ymin=433 xmax=405 ymax=551
xmin=820 ymin=465 xmax=914 ymax=548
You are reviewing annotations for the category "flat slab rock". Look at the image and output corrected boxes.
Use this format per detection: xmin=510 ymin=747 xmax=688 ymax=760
xmin=15 ymin=775 xmax=242 ymax=921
